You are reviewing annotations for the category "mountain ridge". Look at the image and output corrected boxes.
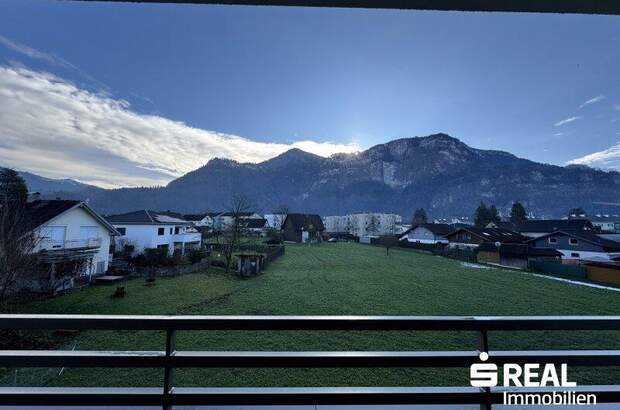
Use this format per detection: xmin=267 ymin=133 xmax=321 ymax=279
xmin=16 ymin=134 xmax=620 ymax=218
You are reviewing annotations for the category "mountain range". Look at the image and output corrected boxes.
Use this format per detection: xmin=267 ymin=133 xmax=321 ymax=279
xmin=14 ymin=134 xmax=620 ymax=218
xmin=17 ymin=171 xmax=91 ymax=194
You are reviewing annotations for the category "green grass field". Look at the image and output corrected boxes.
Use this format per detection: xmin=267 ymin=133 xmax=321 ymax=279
xmin=8 ymin=242 xmax=620 ymax=388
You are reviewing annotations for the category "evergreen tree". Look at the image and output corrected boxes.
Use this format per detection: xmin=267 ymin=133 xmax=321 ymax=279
xmin=488 ymin=205 xmax=501 ymax=225
xmin=509 ymin=201 xmax=527 ymax=225
xmin=411 ymin=208 xmax=428 ymax=226
xmin=0 ymin=168 xmax=28 ymax=207
xmin=474 ymin=202 xmax=502 ymax=227
xmin=474 ymin=202 xmax=488 ymax=227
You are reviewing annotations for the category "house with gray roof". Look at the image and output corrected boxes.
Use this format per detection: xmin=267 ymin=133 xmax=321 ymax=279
xmin=399 ymin=223 xmax=452 ymax=244
xmin=517 ymin=219 xmax=595 ymax=238
xmin=526 ymin=230 xmax=620 ymax=261
xmin=106 ymin=210 xmax=201 ymax=256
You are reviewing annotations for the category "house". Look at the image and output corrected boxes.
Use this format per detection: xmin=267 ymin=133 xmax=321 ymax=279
xmin=517 ymin=219 xmax=594 ymax=238
xmin=245 ymin=218 xmax=268 ymax=235
xmin=486 ymin=221 xmax=518 ymax=231
xmin=182 ymin=212 xmax=222 ymax=229
xmin=323 ymin=215 xmax=350 ymax=234
xmin=26 ymin=199 xmax=119 ymax=289
xmin=589 ymin=215 xmax=620 ymax=233
xmin=281 ymin=213 xmax=325 ymax=243
xmin=264 ymin=214 xmax=287 ymax=230
xmin=477 ymin=242 xmax=562 ymax=270
xmin=446 ymin=227 xmax=527 ymax=249
xmin=213 ymin=211 xmax=264 ymax=231
xmin=324 ymin=213 xmax=402 ymax=237
xmin=106 ymin=210 xmax=201 ymax=256
xmin=527 ymin=230 xmax=620 ymax=261
xmin=399 ymin=223 xmax=452 ymax=244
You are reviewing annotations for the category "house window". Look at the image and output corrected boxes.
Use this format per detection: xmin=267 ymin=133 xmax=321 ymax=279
xmin=548 ymin=237 xmax=557 ymax=244
xmin=117 ymin=227 xmax=126 ymax=236
xmin=174 ymin=227 xmax=180 ymax=234
xmin=569 ymin=238 xmax=579 ymax=245
xmin=170 ymin=228 xmax=173 ymax=234
xmin=158 ymin=227 xmax=164 ymax=236
xmin=80 ymin=226 xmax=99 ymax=240
xmin=571 ymin=252 xmax=580 ymax=258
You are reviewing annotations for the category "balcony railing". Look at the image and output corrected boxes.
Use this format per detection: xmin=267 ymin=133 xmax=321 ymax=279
xmin=40 ymin=237 xmax=102 ymax=251
xmin=172 ymin=232 xmax=201 ymax=242
xmin=1 ymin=315 xmax=620 ymax=409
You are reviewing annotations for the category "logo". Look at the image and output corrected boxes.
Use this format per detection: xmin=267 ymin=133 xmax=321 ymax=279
xmin=470 ymin=352 xmax=596 ymax=406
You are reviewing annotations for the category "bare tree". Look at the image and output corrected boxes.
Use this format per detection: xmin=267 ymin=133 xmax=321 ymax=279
xmin=221 ymin=194 xmax=252 ymax=273
xmin=272 ymin=204 xmax=289 ymax=230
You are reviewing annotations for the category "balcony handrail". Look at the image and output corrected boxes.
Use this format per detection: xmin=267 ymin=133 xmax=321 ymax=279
xmin=1 ymin=314 xmax=620 ymax=409
xmin=2 ymin=314 xmax=620 ymax=330
xmin=39 ymin=237 xmax=102 ymax=250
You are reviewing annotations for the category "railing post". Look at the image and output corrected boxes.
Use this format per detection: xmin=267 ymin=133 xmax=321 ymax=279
xmin=163 ymin=328 xmax=176 ymax=410
xmin=479 ymin=329 xmax=491 ymax=410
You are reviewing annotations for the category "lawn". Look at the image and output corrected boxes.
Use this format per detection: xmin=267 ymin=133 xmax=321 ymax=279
xmin=7 ymin=242 xmax=620 ymax=388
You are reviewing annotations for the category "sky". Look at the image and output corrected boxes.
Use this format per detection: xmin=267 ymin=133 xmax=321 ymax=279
xmin=1 ymin=1 xmax=620 ymax=188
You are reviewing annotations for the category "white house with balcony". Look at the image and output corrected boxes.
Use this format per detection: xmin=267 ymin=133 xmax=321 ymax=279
xmin=26 ymin=199 xmax=119 ymax=288
xmin=106 ymin=210 xmax=202 ymax=255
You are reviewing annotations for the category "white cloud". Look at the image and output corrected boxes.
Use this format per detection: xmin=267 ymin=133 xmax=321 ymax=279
xmin=578 ymin=95 xmax=605 ymax=109
xmin=568 ymin=141 xmax=620 ymax=171
xmin=554 ymin=116 xmax=582 ymax=127
xmin=0 ymin=35 xmax=75 ymax=70
xmin=0 ymin=66 xmax=360 ymax=188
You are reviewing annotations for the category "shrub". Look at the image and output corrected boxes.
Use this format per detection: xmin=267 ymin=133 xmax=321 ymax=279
xmin=131 ymin=248 xmax=172 ymax=267
xmin=188 ymin=249 xmax=205 ymax=264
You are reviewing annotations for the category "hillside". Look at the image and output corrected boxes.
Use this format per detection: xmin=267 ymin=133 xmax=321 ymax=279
xmin=31 ymin=134 xmax=620 ymax=217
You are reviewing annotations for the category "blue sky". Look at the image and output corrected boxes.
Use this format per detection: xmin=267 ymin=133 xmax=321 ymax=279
xmin=1 ymin=0 xmax=620 ymax=187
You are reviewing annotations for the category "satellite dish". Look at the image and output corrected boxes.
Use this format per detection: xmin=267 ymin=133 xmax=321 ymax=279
xmin=494 ymin=241 xmax=501 ymax=248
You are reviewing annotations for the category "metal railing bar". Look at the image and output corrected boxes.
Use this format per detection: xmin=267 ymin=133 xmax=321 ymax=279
xmin=3 ymin=314 xmax=620 ymax=330
xmin=173 ymin=350 xmax=478 ymax=367
xmin=4 ymin=349 xmax=620 ymax=368
xmin=0 ymin=350 xmax=165 ymax=367
xmin=163 ymin=328 xmax=176 ymax=410
xmin=0 ymin=387 xmax=164 ymax=406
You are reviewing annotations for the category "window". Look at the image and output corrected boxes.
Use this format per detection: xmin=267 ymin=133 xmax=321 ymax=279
xmin=117 ymin=227 xmax=126 ymax=235
xmin=571 ymin=252 xmax=580 ymax=258
xmin=80 ymin=226 xmax=99 ymax=239
xmin=569 ymin=238 xmax=579 ymax=245
xmin=174 ymin=227 xmax=180 ymax=234
xmin=170 ymin=228 xmax=173 ymax=234
xmin=548 ymin=237 xmax=557 ymax=244
xmin=42 ymin=226 xmax=66 ymax=248
xmin=158 ymin=227 xmax=164 ymax=236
